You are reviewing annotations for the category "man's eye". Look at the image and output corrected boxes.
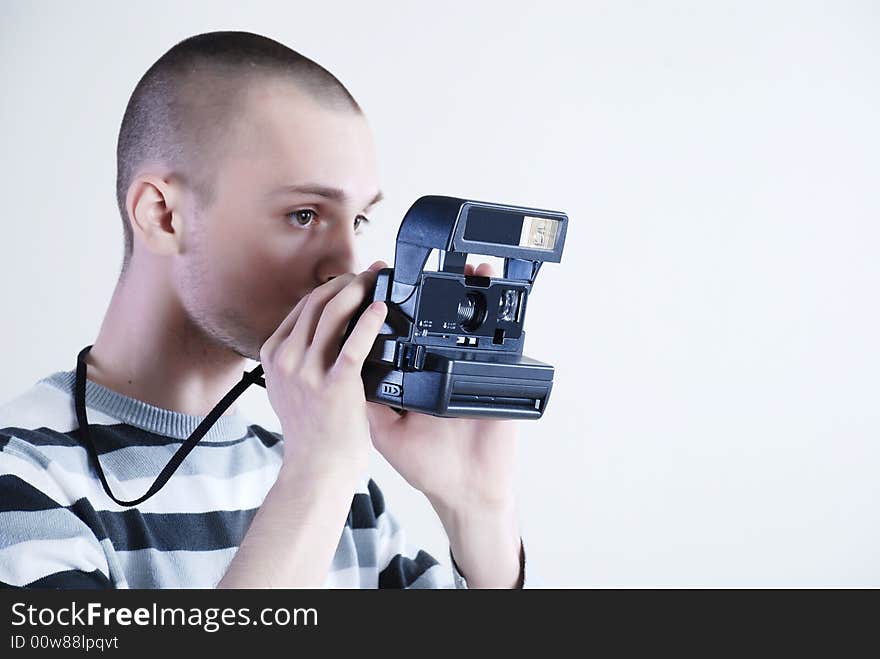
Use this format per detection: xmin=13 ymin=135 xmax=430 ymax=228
xmin=287 ymin=209 xmax=317 ymax=227
xmin=287 ymin=210 xmax=370 ymax=232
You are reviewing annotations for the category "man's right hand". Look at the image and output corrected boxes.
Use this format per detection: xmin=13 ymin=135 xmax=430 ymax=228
xmin=258 ymin=263 xmax=387 ymax=480
xmin=218 ymin=262 xmax=388 ymax=588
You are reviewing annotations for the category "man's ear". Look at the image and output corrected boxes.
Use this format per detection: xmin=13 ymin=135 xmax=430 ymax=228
xmin=125 ymin=173 xmax=186 ymax=258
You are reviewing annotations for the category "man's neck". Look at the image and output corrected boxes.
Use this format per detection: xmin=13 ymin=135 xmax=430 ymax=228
xmin=85 ymin=265 xmax=250 ymax=417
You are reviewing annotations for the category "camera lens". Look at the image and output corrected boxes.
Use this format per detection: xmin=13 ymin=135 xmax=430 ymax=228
xmin=457 ymin=291 xmax=487 ymax=332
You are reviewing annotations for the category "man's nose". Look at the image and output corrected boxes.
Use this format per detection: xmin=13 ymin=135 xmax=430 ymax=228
xmin=315 ymin=220 xmax=358 ymax=284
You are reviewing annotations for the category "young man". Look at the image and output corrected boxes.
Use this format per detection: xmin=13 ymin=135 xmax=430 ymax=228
xmin=0 ymin=31 xmax=535 ymax=589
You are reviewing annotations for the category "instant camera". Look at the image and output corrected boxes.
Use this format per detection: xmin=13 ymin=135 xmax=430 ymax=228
xmin=344 ymin=195 xmax=568 ymax=419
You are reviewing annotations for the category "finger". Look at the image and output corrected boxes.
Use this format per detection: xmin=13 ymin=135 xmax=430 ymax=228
xmin=260 ymin=291 xmax=313 ymax=362
xmin=367 ymin=259 xmax=389 ymax=272
xmin=281 ymin=273 xmax=357 ymax=363
xmin=474 ymin=262 xmax=495 ymax=277
xmin=332 ymin=300 xmax=388 ymax=375
xmin=464 ymin=263 xmax=474 ymax=276
xmin=307 ymin=269 xmax=381 ymax=370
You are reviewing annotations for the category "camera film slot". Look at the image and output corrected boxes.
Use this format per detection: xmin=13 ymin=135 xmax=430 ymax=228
xmin=449 ymin=378 xmax=547 ymax=414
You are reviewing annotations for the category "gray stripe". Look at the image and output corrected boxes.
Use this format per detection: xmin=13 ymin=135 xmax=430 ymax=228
xmin=4 ymin=432 xmax=282 ymax=482
xmin=38 ymin=371 xmax=250 ymax=443
xmin=350 ymin=527 xmax=379 ymax=568
xmin=331 ymin=528 xmax=362 ymax=571
xmin=406 ymin=563 xmax=452 ymax=589
xmin=114 ymin=546 xmax=237 ymax=588
xmin=99 ymin=538 xmax=128 ymax=588
xmin=0 ymin=508 xmax=96 ymax=550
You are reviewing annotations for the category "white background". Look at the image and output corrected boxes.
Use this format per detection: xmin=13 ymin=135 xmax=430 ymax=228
xmin=1 ymin=1 xmax=878 ymax=586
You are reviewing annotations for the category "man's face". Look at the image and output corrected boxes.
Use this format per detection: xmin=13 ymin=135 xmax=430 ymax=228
xmin=173 ymin=80 xmax=382 ymax=361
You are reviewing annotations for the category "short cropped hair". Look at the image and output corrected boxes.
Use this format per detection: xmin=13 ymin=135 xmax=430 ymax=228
xmin=115 ymin=31 xmax=361 ymax=275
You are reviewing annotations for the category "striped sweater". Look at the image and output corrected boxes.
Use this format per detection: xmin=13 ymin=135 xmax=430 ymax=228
xmin=0 ymin=370 xmax=536 ymax=589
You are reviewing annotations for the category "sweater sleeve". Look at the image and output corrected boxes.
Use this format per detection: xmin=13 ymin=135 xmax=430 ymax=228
xmin=368 ymin=478 xmax=539 ymax=589
xmin=449 ymin=530 xmax=544 ymax=588
xmin=0 ymin=431 xmax=114 ymax=589
xmin=368 ymin=478 xmax=449 ymax=588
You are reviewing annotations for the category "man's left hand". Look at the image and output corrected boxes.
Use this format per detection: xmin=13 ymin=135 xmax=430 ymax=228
xmin=364 ymin=260 xmax=523 ymax=588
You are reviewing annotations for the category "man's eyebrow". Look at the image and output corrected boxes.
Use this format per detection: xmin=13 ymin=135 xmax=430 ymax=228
xmin=268 ymin=184 xmax=384 ymax=207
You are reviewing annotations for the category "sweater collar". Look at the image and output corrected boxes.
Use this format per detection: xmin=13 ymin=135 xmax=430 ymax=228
xmin=39 ymin=370 xmax=250 ymax=443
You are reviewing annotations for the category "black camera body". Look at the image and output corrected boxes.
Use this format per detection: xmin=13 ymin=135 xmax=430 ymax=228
xmin=345 ymin=195 xmax=567 ymax=419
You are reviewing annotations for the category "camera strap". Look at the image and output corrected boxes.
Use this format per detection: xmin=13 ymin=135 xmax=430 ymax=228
xmin=74 ymin=344 xmax=265 ymax=507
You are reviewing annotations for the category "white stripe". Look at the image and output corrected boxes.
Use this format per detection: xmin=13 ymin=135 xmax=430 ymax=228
xmin=0 ymin=536 xmax=109 ymax=587
xmin=323 ymin=565 xmax=366 ymax=588
xmin=1 ymin=444 xmax=78 ymax=506
xmin=2 ymin=443 xmax=373 ymax=512
xmin=0 ymin=381 xmax=119 ymax=432
xmin=1 ymin=444 xmax=281 ymax=513
xmin=374 ymin=510 xmax=422 ymax=573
